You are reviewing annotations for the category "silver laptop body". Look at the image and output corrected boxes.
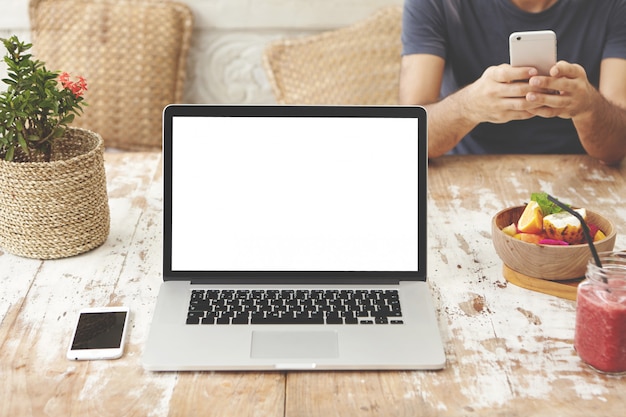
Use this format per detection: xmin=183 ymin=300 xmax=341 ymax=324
xmin=143 ymin=105 xmax=445 ymax=371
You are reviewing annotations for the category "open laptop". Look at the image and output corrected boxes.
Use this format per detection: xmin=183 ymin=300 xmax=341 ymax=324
xmin=143 ymin=105 xmax=445 ymax=371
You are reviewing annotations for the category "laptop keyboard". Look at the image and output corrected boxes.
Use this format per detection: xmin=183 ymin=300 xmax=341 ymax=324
xmin=186 ymin=289 xmax=404 ymax=325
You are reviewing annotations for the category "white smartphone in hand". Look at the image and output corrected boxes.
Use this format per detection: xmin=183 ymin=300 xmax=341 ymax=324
xmin=67 ymin=306 xmax=130 ymax=360
xmin=509 ymin=30 xmax=557 ymax=76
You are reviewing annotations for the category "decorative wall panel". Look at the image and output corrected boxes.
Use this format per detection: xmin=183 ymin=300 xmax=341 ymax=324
xmin=1 ymin=0 xmax=402 ymax=104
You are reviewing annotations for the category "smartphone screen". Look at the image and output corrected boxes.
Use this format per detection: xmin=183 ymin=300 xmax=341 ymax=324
xmin=68 ymin=307 xmax=129 ymax=360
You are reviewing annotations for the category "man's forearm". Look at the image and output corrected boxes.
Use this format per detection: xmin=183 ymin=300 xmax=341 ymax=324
xmin=573 ymin=92 xmax=626 ymax=165
xmin=423 ymin=87 xmax=479 ymax=158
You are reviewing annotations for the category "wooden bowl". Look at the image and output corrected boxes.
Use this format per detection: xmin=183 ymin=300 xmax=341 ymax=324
xmin=492 ymin=206 xmax=616 ymax=280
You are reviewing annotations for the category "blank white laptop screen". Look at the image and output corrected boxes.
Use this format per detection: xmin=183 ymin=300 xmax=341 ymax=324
xmin=170 ymin=115 xmax=419 ymax=273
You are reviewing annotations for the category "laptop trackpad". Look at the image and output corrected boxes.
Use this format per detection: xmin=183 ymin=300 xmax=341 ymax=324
xmin=251 ymin=331 xmax=339 ymax=359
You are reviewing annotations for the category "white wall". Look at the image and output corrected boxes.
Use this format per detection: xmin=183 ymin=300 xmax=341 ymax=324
xmin=0 ymin=0 xmax=403 ymax=104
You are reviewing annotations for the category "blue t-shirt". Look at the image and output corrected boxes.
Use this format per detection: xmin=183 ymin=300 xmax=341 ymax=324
xmin=402 ymin=0 xmax=626 ymax=154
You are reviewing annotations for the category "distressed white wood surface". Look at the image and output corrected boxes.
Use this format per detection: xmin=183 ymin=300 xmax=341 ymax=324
xmin=1 ymin=152 xmax=625 ymax=416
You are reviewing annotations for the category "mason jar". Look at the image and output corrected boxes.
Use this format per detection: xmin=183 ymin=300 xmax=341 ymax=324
xmin=574 ymin=251 xmax=626 ymax=375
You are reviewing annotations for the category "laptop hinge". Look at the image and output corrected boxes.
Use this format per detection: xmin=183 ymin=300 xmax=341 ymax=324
xmin=186 ymin=278 xmax=405 ymax=286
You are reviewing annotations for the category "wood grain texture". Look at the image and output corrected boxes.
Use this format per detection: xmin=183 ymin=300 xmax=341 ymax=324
xmin=0 ymin=152 xmax=285 ymax=417
xmin=1 ymin=153 xmax=625 ymax=417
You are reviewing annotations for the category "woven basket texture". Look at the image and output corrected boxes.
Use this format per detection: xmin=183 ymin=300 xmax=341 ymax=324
xmin=263 ymin=6 xmax=403 ymax=105
xmin=0 ymin=128 xmax=110 ymax=259
xmin=29 ymin=0 xmax=193 ymax=151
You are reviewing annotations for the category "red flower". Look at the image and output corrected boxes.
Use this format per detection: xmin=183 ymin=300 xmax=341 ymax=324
xmin=59 ymin=72 xmax=70 ymax=84
xmin=59 ymin=72 xmax=87 ymax=98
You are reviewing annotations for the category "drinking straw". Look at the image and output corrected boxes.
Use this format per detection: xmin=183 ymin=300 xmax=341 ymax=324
xmin=547 ymin=194 xmax=603 ymax=268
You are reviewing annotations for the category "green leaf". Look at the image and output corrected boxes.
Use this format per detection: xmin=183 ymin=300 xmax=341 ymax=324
xmin=530 ymin=192 xmax=568 ymax=215
xmin=5 ymin=145 xmax=14 ymax=161
xmin=2 ymin=130 xmax=14 ymax=144
xmin=53 ymin=126 xmax=65 ymax=138
xmin=61 ymin=114 xmax=75 ymax=124
xmin=18 ymin=133 xmax=28 ymax=151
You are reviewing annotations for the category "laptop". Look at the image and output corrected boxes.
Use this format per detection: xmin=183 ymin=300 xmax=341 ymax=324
xmin=143 ymin=105 xmax=445 ymax=371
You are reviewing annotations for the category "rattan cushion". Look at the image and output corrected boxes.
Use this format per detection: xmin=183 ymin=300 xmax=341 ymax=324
xmin=263 ymin=6 xmax=402 ymax=105
xmin=29 ymin=0 xmax=193 ymax=150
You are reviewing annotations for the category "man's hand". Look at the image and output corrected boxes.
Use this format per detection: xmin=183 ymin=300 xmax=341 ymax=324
xmin=463 ymin=64 xmax=550 ymax=125
xmin=524 ymin=59 xmax=626 ymax=165
xmin=524 ymin=61 xmax=595 ymax=119
xmin=398 ymin=54 xmax=559 ymax=158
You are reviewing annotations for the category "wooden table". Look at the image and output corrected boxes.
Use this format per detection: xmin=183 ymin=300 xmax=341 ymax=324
xmin=1 ymin=152 xmax=625 ymax=416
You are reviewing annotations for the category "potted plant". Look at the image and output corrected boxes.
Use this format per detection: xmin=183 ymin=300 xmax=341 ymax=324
xmin=0 ymin=35 xmax=109 ymax=259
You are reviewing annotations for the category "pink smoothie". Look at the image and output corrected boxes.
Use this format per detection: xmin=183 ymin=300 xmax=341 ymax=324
xmin=574 ymin=284 xmax=626 ymax=374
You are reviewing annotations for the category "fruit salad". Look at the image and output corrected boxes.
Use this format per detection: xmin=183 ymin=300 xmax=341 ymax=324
xmin=502 ymin=193 xmax=607 ymax=246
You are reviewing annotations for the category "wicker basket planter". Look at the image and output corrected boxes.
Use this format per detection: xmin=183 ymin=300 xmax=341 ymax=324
xmin=0 ymin=127 xmax=110 ymax=259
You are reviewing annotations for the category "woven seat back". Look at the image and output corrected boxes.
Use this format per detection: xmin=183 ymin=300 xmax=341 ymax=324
xmin=263 ymin=6 xmax=403 ymax=105
xmin=29 ymin=0 xmax=193 ymax=150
